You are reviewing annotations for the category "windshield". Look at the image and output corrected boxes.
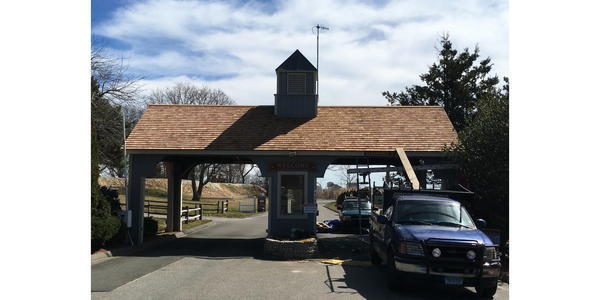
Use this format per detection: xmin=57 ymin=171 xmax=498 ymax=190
xmin=394 ymin=201 xmax=475 ymax=228
xmin=342 ymin=201 xmax=372 ymax=211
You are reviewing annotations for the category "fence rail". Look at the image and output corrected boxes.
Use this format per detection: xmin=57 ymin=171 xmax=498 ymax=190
xmin=119 ymin=197 xmax=252 ymax=219
xmin=182 ymin=205 xmax=202 ymax=224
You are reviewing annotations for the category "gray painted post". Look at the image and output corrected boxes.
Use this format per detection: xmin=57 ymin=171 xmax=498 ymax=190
xmin=127 ymin=154 xmax=163 ymax=245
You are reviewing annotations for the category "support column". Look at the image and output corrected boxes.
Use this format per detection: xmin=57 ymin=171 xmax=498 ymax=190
xmin=417 ymin=170 xmax=427 ymax=189
xmin=128 ymin=172 xmax=146 ymax=245
xmin=267 ymin=174 xmax=277 ymax=238
xmin=166 ymin=162 xmax=183 ymax=232
xmin=127 ymin=154 xmax=163 ymax=245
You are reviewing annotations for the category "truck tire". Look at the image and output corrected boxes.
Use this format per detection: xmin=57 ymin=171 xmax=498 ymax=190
xmin=387 ymin=249 xmax=402 ymax=290
xmin=476 ymin=281 xmax=498 ymax=297
xmin=370 ymin=241 xmax=382 ymax=265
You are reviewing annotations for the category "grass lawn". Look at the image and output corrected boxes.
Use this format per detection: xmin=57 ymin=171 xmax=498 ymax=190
xmin=325 ymin=201 xmax=338 ymax=212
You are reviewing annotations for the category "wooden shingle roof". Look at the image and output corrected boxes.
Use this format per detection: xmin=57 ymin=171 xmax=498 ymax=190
xmin=126 ymin=105 xmax=457 ymax=152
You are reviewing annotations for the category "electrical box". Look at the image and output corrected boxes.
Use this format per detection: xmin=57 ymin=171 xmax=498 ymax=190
xmin=118 ymin=210 xmax=132 ymax=228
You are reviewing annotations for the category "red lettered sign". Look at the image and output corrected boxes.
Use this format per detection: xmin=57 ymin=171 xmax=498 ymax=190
xmin=267 ymin=162 xmax=318 ymax=172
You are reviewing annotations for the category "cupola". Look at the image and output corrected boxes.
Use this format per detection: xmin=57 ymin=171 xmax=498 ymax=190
xmin=274 ymin=50 xmax=318 ymax=117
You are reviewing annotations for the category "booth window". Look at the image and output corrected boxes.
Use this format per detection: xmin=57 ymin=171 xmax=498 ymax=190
xmin=279 ymin=173 xmax=306 ymax=216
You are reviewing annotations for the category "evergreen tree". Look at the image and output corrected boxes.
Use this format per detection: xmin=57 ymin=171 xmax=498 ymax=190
xmin=88 ymin=83 xmax=110 ymax=218
xmin=92 ymin=76 xmax=125 ymax=177
xmin=444 ymin=77 xmax=509 ymax=244
xmin=383 ymin=32 xmax=500 ymax=132
xmin=91 ymin=94 xmax=121 ymax=248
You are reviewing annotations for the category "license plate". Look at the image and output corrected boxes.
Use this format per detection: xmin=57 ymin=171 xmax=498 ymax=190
xmin=445 ymin=276 xmax=463 ymax=285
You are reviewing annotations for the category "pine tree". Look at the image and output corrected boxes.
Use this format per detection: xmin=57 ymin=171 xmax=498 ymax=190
xmin=383 ymin=32 xmax=500 ymax=132
xmin=444 ymin=77 xmax=509 ymax=244
xmin=91 ymin=92 xmax=121 ymax=247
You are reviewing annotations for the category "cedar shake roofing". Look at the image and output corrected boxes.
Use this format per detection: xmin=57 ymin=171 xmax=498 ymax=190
xmin=126 ymin=105 xmax=457 ymax=152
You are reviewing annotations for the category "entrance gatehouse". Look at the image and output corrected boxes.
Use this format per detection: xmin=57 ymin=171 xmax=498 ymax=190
xmin=123 ymin=50 xmax=460 ymax=246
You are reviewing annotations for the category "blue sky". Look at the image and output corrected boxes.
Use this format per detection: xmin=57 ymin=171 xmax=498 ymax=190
xmin=89 ymin=0 xmax=510 ymax=186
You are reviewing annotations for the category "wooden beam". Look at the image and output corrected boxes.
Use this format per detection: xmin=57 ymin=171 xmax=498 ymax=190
xmin=396 ymin=148 xmax=420 ymax=189
xmin=346 ymin=164 xmax=457 ymax=173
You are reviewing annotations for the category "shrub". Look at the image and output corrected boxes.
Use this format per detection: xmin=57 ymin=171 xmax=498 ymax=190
xmin=144 ymin=217 xmax=159 ymax=236
xmin=100 ymin=186 xmax=122 ymax=215
xmin=91 ymin=215 xmax=122 ymax=247
xmin=107 ymin=221 xmax=128 ymax=246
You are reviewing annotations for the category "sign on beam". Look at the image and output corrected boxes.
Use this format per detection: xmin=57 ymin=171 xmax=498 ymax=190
xmin=267 ymin=162 xmax=318 ymax=172
xmin=304 ymin=203 xmax=318 ymax=214
xmin=364 ymin=151 xmax=397 ymax=156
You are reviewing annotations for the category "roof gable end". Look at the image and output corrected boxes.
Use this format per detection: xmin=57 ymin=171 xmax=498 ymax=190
xmin=276 ymin=49 xmax=317 ymax=71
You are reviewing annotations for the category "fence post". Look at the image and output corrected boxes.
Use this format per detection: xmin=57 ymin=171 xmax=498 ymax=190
xmin=224 ymin=200 xmax=228 ymax=213
xmin=184 ymin=206 xmax=189 ymax=224
xmin=199 ymin=204 xmax=202 ymax=221
xmin=146 ymin=200 xmax=150 ymax=218
xmin=253 ymin=196 xmax=257 ymax=213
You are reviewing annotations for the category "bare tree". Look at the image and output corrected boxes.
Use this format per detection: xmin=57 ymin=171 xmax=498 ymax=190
xmin=328 ymin=165 xmax=357 ymax=188
xmin=91 ymin=38 xmax=146 ymax=177
xmin=190 ymin=164 xmax=224 ymax=200
xmin=239 ymin=164 xmax=256 ymax=184
xmin=247 ymin=168 xmax=269 ymax=197
xmin=145 ymin=82 xmax=235 ymax=106
xmin=91 ymin=39 xmax=146 ymax=105
xmin=145 ymin=82 xmax=236 ymax=200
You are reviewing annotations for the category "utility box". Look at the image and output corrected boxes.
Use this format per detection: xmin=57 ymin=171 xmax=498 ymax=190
xmin=118 ymin=210 xmax=132 ymax=228
xmin=257 ymin=196 xmax=267 ymax=212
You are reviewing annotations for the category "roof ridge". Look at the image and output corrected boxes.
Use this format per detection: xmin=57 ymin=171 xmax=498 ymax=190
xmin=318 ymin=105 xmax=443 ymax=108
xmin=147 ymin=104 xmax=443 ymax=108
xmin=147 ymin=104 xmax=261 ymax=107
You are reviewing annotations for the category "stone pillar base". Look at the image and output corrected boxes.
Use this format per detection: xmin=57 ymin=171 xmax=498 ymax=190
xmin=263 ymin=238 xmax=319 ymax=260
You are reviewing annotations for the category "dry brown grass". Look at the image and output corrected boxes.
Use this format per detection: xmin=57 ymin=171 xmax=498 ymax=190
xmin=98 ymin=177 xmax=265 ymax=198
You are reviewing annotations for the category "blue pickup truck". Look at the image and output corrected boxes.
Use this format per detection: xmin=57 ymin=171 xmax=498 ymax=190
xmin=369 ymin=193 xmax=501 ymax=297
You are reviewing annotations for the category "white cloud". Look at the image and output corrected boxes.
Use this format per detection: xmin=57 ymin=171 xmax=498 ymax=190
xmin=92 ymin=0 xmax=509 ymax=106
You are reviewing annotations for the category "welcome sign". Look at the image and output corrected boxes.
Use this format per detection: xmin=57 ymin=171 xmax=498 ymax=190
xmin=267 ymin=162 xmax=318 ymax=172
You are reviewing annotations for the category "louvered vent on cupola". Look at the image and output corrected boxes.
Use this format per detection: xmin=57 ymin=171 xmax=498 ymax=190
xmin=274 ymin=50 xmax=318 ymax=117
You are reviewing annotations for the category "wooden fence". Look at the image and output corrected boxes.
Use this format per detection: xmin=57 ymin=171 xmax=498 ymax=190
xmin=136 ymin=200 xmax=228 ymax=218
xmin=181 ymin=205 xmax=202 ymax=224
xmin=119 ymin=197 xmax=248 ymax=220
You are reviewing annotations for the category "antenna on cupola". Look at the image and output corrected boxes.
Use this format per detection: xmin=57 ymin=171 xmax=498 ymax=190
xmin=312 ymin=24 xmax=329 ymax=96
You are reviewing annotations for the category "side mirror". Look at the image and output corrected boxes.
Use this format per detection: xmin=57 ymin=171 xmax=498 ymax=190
xmin=377 ymin=215 xmax=389 ymax=224
xmin=475 ymin=219 xmax=487 ymax=229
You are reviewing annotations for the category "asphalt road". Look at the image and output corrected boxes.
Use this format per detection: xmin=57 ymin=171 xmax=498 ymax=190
xmin=91 ymin=199 xmax=509 ymax=300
